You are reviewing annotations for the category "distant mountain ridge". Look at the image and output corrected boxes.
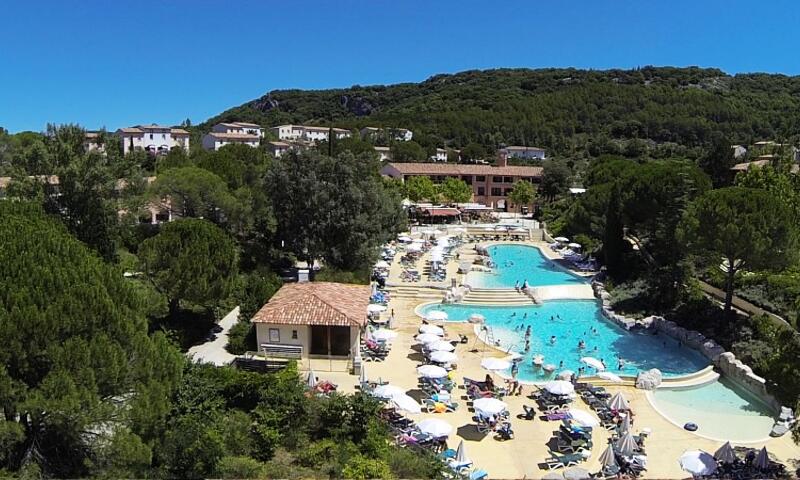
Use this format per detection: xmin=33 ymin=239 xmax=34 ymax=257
xmin=204 ymin=67 xmax=800 ymax=155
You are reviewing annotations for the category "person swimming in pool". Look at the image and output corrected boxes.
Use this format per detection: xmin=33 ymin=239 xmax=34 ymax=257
xmin=523 ymin=312 xmax=528 ymax=320
xmin=524 ymin=339 xmax=530 ymax=352
xmin=550 ymin=335 xmax=556 ymax=344
xmin=525 ymin=325 xmax=532 ymax=337
xmin=618 ymin=358 xmax=625 ymax=370
xmin=600 ymin=358 xmax=606 ymax=369
xmin=578 ymin=340 xmax=586 ymax=350
xmin=559 ymin=360 xmax=564 ymax=368
xmin=593 ymin=346 xmax=598 ymax=352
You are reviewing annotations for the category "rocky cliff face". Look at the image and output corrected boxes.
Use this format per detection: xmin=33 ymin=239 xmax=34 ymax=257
xmin=339 ymin=95 xmax=375 ymax=116
xmin=250 ymin=95 xmax=280 ymax=112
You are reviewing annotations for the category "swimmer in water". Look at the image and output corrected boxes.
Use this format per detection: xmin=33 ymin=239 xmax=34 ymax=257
xmin=511 ymin=312 xmax=516 ymax=317
xmin=523 ymin=312 xmax=528 ymax=320
xmin=600 ymin=358 xmax=606 ymax=369
xmin=550 ymin=335 xmax=556 ymax=344
xmin=593 ymin=346 xmax=598 ymax=352
xmin=618 ymin=358 xmax=625 ymax=370
xmin=559 ymin=360 xmax=564 ymax=368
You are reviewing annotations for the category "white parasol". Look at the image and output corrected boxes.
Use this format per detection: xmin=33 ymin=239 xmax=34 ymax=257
xmin=468 ymin=313 xmax=485 ymax=324
xmin=428 ymin=340 xmax=456 ymax=352
xmin=580 ymin=357 xmax=605 ymax=371
xmin=417 ymin=364 xmax=449 ymax=379
xmin=473 ymin=397 xmax=509 ymax=416
xmin=416 ymin=333 xmax=441 ymax=344
xmin=391 ymin=393 xmax=422 ymax=414
xmin=371 ymin=329 xmax=397 ymax=341
xmin=679 ymin=450 xmax=717 ymax=476
xmin=417 ymin=418 xmax=453 ymax=438
xmin=372 ymin=384 xmax=405 ymax=399
xmin=568 ymin=409 xmax=599 ymax=427
xmin=367 ymin=304 xmax=387 ymax=313
xmin=554 ymin=236 xmax=569 ymax=242
xmin=419 ymin=324 xmax=445 ymax=336
xmin=481 ymin=358 xmax=511 ymax=371
xmin=429 ymin=350 xmax=458 ymax=363
xmin=597 ymin=371 xmax=623 ymax=383
xmin=543 ymin=380 xmax=575 ymax=396
xmin=374 ymin=260 xmax=390 ymax=269
xmin=425 ymin=310 xmax=449 ymax=321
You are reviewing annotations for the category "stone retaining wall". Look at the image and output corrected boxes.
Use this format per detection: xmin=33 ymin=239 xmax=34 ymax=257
xmin=592 ymin=280 xmax=783 ymax=414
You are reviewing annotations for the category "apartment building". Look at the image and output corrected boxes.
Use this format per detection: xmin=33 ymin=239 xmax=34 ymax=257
xmin=117 ymin=124 xmax=190 ymax=155
xmin=270 ymin=125 xmax=351 ymax=143
xmin=202 ymin=122 xmax=264 ymax=151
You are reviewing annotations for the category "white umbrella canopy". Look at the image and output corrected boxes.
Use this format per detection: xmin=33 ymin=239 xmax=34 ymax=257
xmin=580 ymin=357 xmax=606 ymax=371
xmin=416 ymin=333 xmax=441 ymax=344
xmin=374 ymin=260 xmax=390 ymax=269
xmin=473 ymin=397 xmax=508 ymax=415
xmin=598 ymin=445 xmax=618 ymax=469
xmin=608 ymin=392 xmax=630 ymax=410
xmin=597 ymin=371 xmax=623 ymax=383
xmin=417 ymin=364 xmax=449 ymax=379
xmin=391 ymin=393 xmax=422 ymax=414
xmin=481 ymin=358 xmax=511 ymax=371
xmin=754 ymin=447 xmax=770 ymax=470
xmin=406 ymin=243 xmax=423 ymax=252
xmin=367 ymin=304 xmax=388 ymax=313
xmin=429 ymin=350 xmax=458 ymax=363
xmin=428 ymin=340 xmax=456 ymax=352
xmin=679 ymin=450 xmax=717 ymax=476
xmin=568 ymin=409 xmax=599 ymax=427
xmin=426 ymin=310 xmax=449 ymax=321
xmin=554 ymin=236 xmax=569 ymax=242
xmin=306 ymin=370 xmax=317 ymax=389
xmin=430 ymin=253 xmax=444 ymax=263
xmin=372 ymin=384 xmax=405 ymax=399
xmin=419 ymin=324 xmax=445 ymax=336
xmin=557 ymin=370 xmax=575 ymax=381
xmin=568 ymin=242 xmax=582 ymax=249
xmin=616 ymin=432 xmax=639 ymax=457
xmin=714 ymin=442 xmax=738 ymax=465
xmin=417 ymin=418 xmax=453 ymax=438
xmin=468 ymin=313 xmax=485 ymax=324
xmin=371 ymin=329 xmax=397 ymax=341
xmin=397 ymin=235 xmax=413 ymax=243
xmin=544 ymin=380 xmax=575 ymax=396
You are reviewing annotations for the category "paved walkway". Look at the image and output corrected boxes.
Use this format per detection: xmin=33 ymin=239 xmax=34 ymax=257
xmin=187 ymin=306 xmax=239 ymax=366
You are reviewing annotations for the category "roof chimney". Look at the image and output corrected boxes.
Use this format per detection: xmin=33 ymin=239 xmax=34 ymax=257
xmin=496 ymin=149 xmax=508 ymax=167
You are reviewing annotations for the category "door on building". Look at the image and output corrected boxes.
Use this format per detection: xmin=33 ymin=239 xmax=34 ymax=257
xmin=309 ymin=325 xmax=352 ymax=356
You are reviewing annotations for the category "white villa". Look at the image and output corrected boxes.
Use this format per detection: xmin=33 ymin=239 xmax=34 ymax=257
xmin=374 ymin=146 xmax=392 ymax=162
xmin=270 ymin=125 xmax=351 ymax=143
xmin=117 ymin=124 xmax=190 ymax=155
xmin=360 ymin=126 xmax=413 ymax=142
xmin=83 ymin=131 xmax=105 ymax=153
xmin=431 ymin=148 xmax=460 ymax=162
xmin=500 ymin=145 xmax=546 ymax=160
xmin=267 ymin=141 xmax=292 ymax=158
xmin=202 ymin=122 xmax=264 ymax=151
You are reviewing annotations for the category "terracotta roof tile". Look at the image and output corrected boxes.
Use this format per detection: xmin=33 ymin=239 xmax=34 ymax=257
xmin=251 ymin=282 xmax=370 ymax=327
xmin=383 ymin=162 xmax=543 ymax=177
xmin=208 ymin=132 xmax=260 ymax=140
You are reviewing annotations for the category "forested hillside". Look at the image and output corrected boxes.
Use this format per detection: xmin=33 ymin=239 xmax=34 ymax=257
xmin=207 ymin=67 xmax=800 ymax=157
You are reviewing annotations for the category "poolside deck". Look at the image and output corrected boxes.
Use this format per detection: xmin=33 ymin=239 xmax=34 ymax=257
xmin=316 ymin=239 xmax=800 ymax=479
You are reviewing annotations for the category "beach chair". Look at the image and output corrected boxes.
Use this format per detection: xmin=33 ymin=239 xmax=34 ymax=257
xmin=544 ymin=453 xmax=583 ymax=470
xmin=556 ymin=439 xmax=592 ymax=454
xmin=423 ymin=398 xmax=459 ymax=413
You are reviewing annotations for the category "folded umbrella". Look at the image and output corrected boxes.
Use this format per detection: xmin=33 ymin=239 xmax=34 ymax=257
xmin=713 ymin=441 xmax=737 ymax=465
xmin=598 ymin=445 xmax=618 ymax=469
xmin=563 ymin=468 xmax=591 ymax=480
xmin=608 ymin=392 xmax=630 ymax=410
xmin=754 ymin=446 xmax=770 ymax=470
xmin=615 ymin=431 xmax=638 ymax=457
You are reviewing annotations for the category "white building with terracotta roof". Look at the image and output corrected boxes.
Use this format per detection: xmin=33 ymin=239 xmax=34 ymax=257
xmin=251 ymin=282 xmax=370 ymax=364
xmin=380 ymin=154 xmax=542 ymax=211
xmin=270 ymin=124 xmax=352 ymax=143
xmin=117 ymin=124 xmax=190 ymax=155
xmin=202 ymin=122 xmax=264 ymax=150
xmin=267 ymin=141 xmax=292 ymax=158
xmin=374 ymin=146 xmax=392 ymax=162
xmin=360 ymin=126 xmax=413 ymax=142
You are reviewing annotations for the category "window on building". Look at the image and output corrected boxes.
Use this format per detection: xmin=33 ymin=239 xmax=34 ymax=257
xmin=492 ymin=176 xmax=503 ymax=183
xmin=477 ymin=187 xmax=485 ymax=196
xmin=504 ymin=188 xmax=512 ymax=196
xmin=504 ymin=176 xmax=513 ymax=183
xmin=149 ymin=134 xmax=153 ymax=140
xmin=476 ymin=175 xmax=486 ymax=182
xmin=461 ymin=175 xmax=473 ymax=184
xmin=292 ymin=330 xmax=298 ymax=340
xmin=269 ymin=328 xmax=280 ymax=342
xmin=491 ymin=187 xmax=502 ymax=196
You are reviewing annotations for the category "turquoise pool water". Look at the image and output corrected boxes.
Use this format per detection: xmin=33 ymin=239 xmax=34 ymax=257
xmin=420 ymin=301 xmax=709 ymax=382
xmin=468 ymin=244 xmax=586 ymax=288
xmin=651 ymin=378 xmax=775 ymax=441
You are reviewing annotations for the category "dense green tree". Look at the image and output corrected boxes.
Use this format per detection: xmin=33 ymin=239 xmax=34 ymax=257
xmin=698 ymin=135 xmax=736 ymax=187
xmin=389 ymin=141 xmax=426 ymax=162
xmin=404 ymin=175 xmax=437 ymax=202
xmin=680 ymin=187 xmax=799 ymax=317
xmin=735 ymin=164 xmax=800 ymax=223
xmin=267 ymin=150 xmax=405 ymax=270
xmin=461 ymin=142 xmax=487 ymax=162
xmin=603 ymin=185 xmax=626 ymax=277
xmin=509 ymin=180 xmax=536 ymax=211
xmin=149 ymin=167 xmax=239 ymax=226
xmin=139 ymin=219 xmax=239 ymax=315
xmin=539 ymin=161 xmax=571 ymax=201
xmin=0 ymin=202 xmax=182 ymax=477
xmin=438 ymin=177 xmax=472 ymax=204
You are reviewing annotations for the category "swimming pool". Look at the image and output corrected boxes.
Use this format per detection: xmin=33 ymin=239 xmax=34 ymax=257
xmin=419 ymin=301 xmax=709 ymax=382
xmin=650 ymin=378 xmax=775 ymax=442
xmin=466 ymin=244 xmax=586 ymax=288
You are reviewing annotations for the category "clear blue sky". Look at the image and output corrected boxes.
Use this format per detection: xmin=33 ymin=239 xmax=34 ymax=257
xmin=2 ymin=0 xmax=799 ymax=133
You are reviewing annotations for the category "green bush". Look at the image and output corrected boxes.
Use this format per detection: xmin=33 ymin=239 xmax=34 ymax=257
xmin=341 ymin=455 xmax=393 ymax=480
xmin=226 ymin=321 xmax=256 ymax=354
xmin=314 ymin=267 xmax=372 ymax=284
xmin=213 ymin=456 xmax=266 ymax=479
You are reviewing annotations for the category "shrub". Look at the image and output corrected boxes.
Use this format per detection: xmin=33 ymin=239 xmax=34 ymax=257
xmin=226 ymin=321 xmax=256 ymax=354
xmin=213 ymin=456 xmax=266 ymax=479
xmin=314 ymin=267 xmax=371 ymax=284
xmin=341 ymin=455 xmax=393 ymax=480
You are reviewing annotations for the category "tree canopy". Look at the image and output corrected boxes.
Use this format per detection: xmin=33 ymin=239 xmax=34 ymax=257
xmin=438 ymin=177 xmax=472 ymax=204
xmin=509 ymin=180 xmax=535 ymax=210
xmin=139 ymin=219 xmax=239 ymax=314
xmin=0 ymin=202 xmax=183 ymax=477
xmin=680 ymin=187 xmax=799 ymax=316
xmin=403 ymin=176 xmax=437 ymax=202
